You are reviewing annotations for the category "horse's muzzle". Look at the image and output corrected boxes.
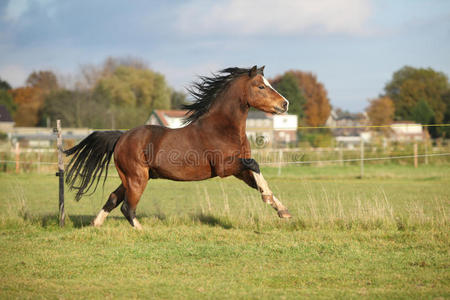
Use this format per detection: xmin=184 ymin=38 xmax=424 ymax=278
xmin=274 ymin=100 xmax=289 ymax=114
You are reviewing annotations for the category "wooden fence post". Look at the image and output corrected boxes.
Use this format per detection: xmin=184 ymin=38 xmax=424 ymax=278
xmin=55 ymin=120 xmax=65 ymax=227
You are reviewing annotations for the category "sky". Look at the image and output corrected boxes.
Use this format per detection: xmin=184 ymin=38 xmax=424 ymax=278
xmin=0 ymin=0 xmax=449 ymax=112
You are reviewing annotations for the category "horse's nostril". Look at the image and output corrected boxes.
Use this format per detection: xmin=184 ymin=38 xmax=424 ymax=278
xmin=282 ymin=101 xmax=288 ymax=110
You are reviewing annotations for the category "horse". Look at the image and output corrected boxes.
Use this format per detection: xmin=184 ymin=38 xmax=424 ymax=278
xmin=64 ymin=65 xmax=292 ymax=229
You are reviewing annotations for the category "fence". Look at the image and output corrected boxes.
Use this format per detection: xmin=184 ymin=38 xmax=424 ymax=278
xmin=2 ymin=122 xmax=450 ymax=175
xmin=2 ymin=139 xmax=450 ymax=173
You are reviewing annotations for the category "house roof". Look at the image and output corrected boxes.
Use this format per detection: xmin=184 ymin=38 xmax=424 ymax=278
xmin=0 ymin=105 xmax=13 ymax=122
xmin=152 ymin=110 xmax=188 ymax=126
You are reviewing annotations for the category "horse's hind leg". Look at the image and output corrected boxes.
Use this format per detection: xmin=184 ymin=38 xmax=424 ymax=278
xmin=92 ymin=184 xmax=125 ymax=227
xmin=235 ymin=162 xmax=292 ymax=218
xmin=120 ymin=174 xmax=148 ymax=230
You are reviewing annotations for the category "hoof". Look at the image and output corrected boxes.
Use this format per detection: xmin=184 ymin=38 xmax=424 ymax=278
xmin=277 ymin=210 xmax=292 ymax=219
xmin=132 ymin=218 xmax=143 ymax=230
xmin=91 ymin=219 xmax=103 ymax=227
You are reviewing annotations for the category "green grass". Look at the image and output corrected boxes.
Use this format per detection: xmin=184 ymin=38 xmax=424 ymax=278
xmin=0 ymin=164 xmax=449 ymax=298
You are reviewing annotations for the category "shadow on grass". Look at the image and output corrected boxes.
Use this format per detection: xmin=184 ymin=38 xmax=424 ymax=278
xmin=191 ymin=213 xmax=233 ymax=229
xmin=32 ymin=214 xmax=128 ymax=228
xmin=25 ymin=211 xmax=233 ymax=230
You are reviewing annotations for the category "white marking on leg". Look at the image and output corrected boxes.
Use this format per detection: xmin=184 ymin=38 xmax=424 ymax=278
xmin=252 ymin=171 xmax=289 ymax=213
xmin=273 ymin=196 xmax=287 ymax=211
xmin=93 ymin=209 xmax=109 ymax=227
xmin=132 ymin=218 xmax=143 ymax=230
xmin=251 ymin=171 xmax=272 ymax=195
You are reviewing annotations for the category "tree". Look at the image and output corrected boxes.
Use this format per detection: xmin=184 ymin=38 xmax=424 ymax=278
xmin=384 ymin=66 xmax=449 ymax=124
xmin=26 ymin=70 xmax=58 ymax=92
xmin=0 ymin=90 xmax=16 ymax=116
xmin=0 ymin=77 xmax=12 ymax=91
xmin=440 ymin=91 xmax=450 ymax=137
xmin=10 ymin=87 xmax=44 ymax=126
xmin=271 ymin=73 xmax=306 ymax=120
xmin=287 ymin=71 xmax=331 ymax=126
xmin=170 ymin=90 xmax=188 ymax=109
xmin=95 ymin=66 xmax=170 ymax=108
xmin=94 ymin=65 xmax=171 ymax=128
xmin=411 ymin=99 xmax=435 ymax=125
xmin=366 ymin=96 xmax=395 ymax=134
xmin=42 ymin=89 xmax=109 ymax=128
xmin=77 ymin=56 xmax=148 ymax=90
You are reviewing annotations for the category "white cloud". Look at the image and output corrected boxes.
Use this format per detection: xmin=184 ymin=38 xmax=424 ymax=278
xmin=2 ymin=0 xmax=56 ymax=21
xmin=3 ymin=0 xmax=30 ymax=21
xmin=0 ymin=64 xmax=29 ymax=87
xmin=176 ymin=0 xmax=372 ymax=36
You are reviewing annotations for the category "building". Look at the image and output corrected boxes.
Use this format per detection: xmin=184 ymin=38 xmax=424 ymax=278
xmin=146 ymin=110 xmax=188 ymax=129
xmin=326 ymin=109 xmax=370 ymax=148
xmin=0 ymin=105 xmax=14 ymax=133
xmin=246 ymin=111 xmax=273 ymax=145
xmin=390 ymin=121 xmax=424 ymax=142
xmin=273 ymin=114 xmax=298 ymax=144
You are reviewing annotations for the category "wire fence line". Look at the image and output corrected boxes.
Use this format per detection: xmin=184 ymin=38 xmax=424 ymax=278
xmin=90 ymin=123 xmax=450 ymax=131
xmin=296 ymin=123 xmax=450 ymax=130
xmin=259 ymin=152 xmax=450 ymax=165
xmin=1 ymin=152 xmax=450 ymax=167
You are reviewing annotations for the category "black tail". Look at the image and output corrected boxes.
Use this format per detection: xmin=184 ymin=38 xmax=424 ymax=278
xmin=64 ymin=131 xmax=123 ymax=201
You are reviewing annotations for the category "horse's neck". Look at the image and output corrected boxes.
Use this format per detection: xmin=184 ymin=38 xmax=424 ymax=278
xmin=198 ymin=89 xmax=249 ymax=143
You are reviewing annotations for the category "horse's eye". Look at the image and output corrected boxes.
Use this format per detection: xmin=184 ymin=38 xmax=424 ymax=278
xmin=259 ymin=86 xmax=265 ymax=90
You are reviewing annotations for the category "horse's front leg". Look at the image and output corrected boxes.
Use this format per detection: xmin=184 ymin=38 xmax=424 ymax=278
xmin=235 ymin=159 xmax=292 ymax=218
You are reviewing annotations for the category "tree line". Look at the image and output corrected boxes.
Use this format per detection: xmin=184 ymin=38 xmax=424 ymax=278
xmin=366 ymin=66 xmax=450 ymax=137
xmin=0 ymin=57 xmax=183 ymax=129
xmin=0 ymin=57 xmax=449 ymax=137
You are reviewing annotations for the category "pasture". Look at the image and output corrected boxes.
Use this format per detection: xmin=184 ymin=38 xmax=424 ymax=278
xmin=0 ymin=164 xmax=449 ymax=298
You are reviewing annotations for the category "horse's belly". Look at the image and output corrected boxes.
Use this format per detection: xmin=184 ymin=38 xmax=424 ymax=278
xmin=150 ymin=164 xmax=214 ymax=181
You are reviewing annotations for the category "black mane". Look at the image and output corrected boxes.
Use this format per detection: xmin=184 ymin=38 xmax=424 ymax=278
xmin=183 ymin=67 xmax=257 ymax=124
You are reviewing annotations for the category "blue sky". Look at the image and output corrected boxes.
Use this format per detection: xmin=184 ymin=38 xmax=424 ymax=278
xmin=0 ymin=0 xmax=449 ymax=112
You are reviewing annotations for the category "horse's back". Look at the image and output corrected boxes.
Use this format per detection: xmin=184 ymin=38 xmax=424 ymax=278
xmin=114 ymin=125 xmax=169 ymax=172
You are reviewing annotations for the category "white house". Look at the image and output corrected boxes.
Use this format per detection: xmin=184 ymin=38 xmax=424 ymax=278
xmin=390 ymin=122 xmax=424 ymax=142
xmin=273 ymin=114 xmax=298 ymax=144
xmin=146 ymin=110 xmax=188 ymax=129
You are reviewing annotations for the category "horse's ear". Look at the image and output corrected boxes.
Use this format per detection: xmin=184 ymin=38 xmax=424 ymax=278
xmin=258 ymin=65 xmax=265 ymax=76
xmin=249 ymin=65 xmax=258 ymax=77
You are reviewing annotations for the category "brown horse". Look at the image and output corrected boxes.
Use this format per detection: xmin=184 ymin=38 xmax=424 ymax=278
xmin=65 ymin=66 xmax=292 ymax=229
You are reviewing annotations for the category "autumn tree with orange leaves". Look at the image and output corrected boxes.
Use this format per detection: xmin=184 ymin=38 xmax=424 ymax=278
xmin=366 ymin=96 xmax=395 ymax=134
xmin=11 ymin=70 xmax=59 ymax=126
xmin=288 ymin=71 xmax=331 ymax=126
xmin=272 ymin=71 xmax=331 ymax=126
xmin=10 ymin=87 xmax=44 ymax=126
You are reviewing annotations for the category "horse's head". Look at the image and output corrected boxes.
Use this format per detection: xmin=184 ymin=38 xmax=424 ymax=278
xmin=243 ymin=65 xmax=289 ymax=114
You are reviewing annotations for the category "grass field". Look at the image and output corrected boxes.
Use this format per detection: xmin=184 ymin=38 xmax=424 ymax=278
xmin=0 ymin=164 xmax=449 ymax=298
